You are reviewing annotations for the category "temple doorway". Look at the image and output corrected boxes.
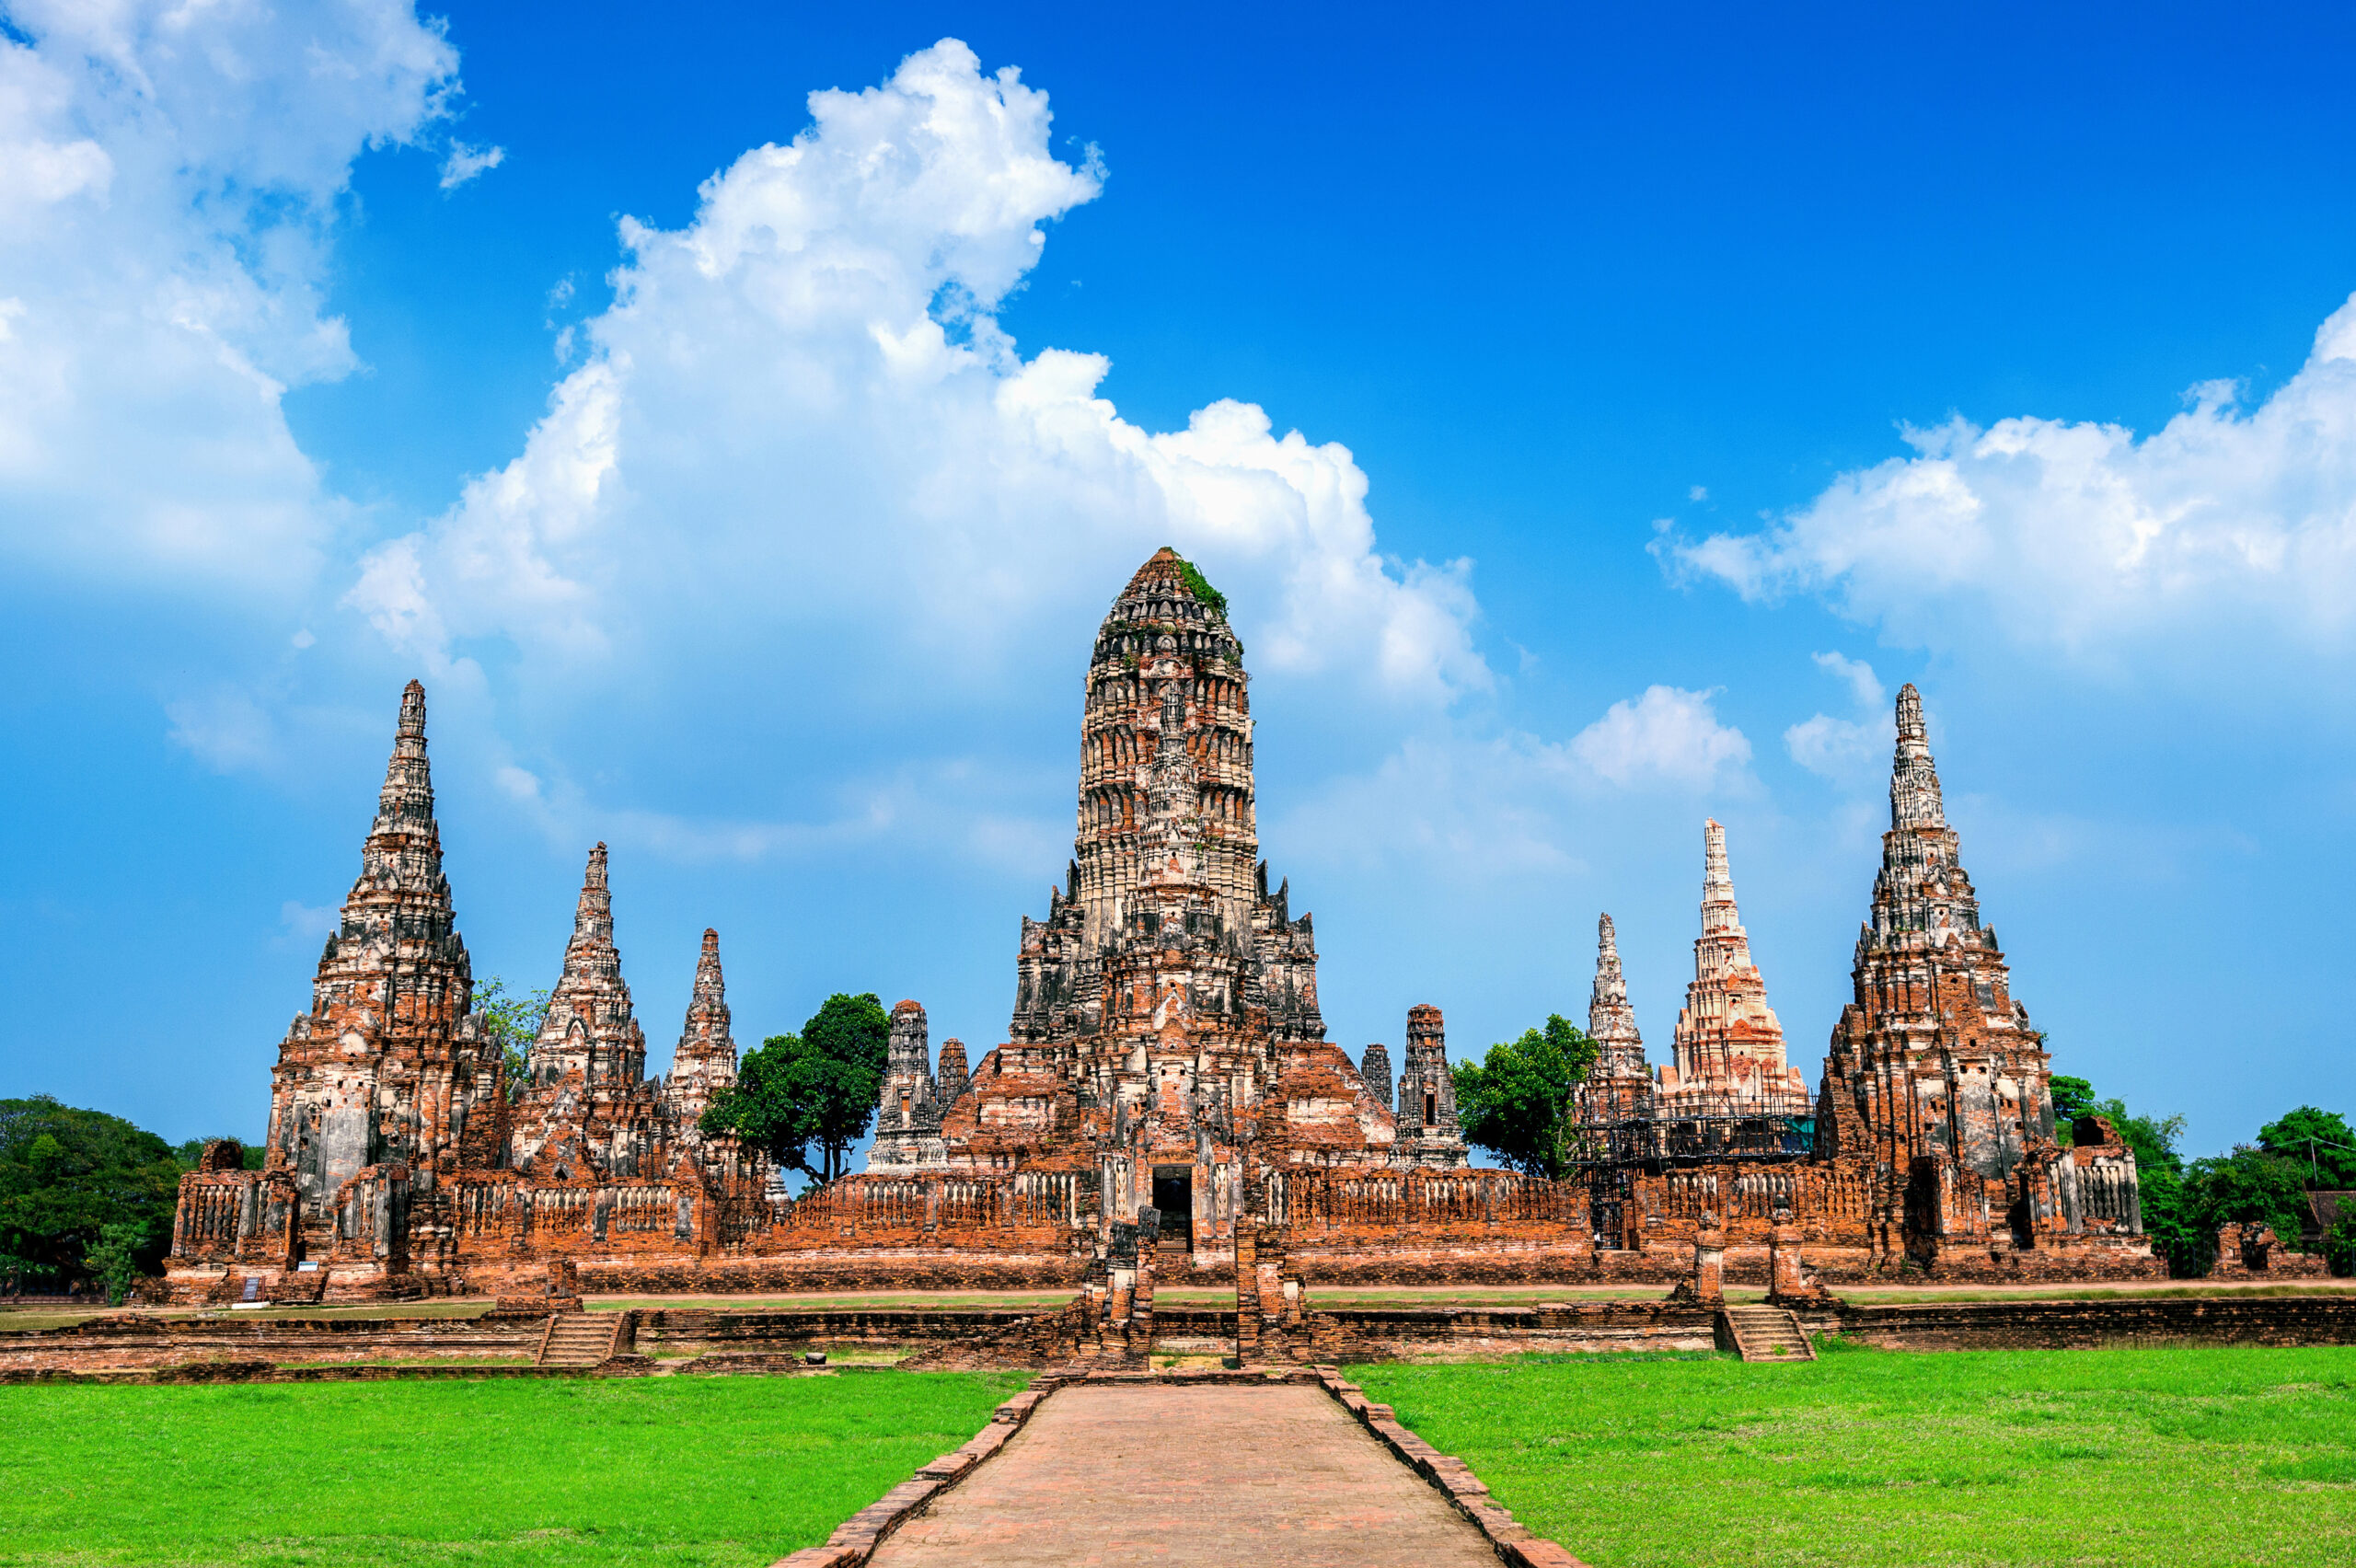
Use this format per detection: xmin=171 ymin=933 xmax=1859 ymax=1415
xmin=1151 ymin=1167 xmax=1193 ymax=1252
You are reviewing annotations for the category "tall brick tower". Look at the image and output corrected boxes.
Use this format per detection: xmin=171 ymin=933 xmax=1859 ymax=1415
xmin=1580 ymin=913 xmax=1654 ymax=1123
xmin=663 ymin=928 xmax=739 ymax=1134
xmin=1657 ymin=820 xmax=1811 ymax=1118
xmin=1393 ymin=1005 xmax=1466 ymax=1166
xmin=871 ymin=999 xmax=944 ymax=1167
xmin=1818 ymin=685 xmax=2131 ymax=1262
xmin=261 ymin=682 xmax=502 ymax=1262
xmin=513 ymin=843 xmax=658 ymax=1179
xmin=1011 ymin=548 xmax=1322 ymax=1047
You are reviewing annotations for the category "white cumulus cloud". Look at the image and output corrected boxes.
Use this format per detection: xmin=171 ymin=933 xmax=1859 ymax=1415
xmin=1568 ymin=686 xmax=1751 ymax=790
xmin=440 ymin=140 xmax=505 ymax=190
xmin=1784 ymin=651 xmax=1894 ymax=783
xmin=352 ymin=39 xmax=1489 ymax=715
xmin=0 ymin=1 xmax=457 ymax=597
xmin=1659 ymin=294 xmax=2356 ymax=663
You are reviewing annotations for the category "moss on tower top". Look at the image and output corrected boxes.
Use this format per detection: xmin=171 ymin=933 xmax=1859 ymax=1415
xmin=1163 ymin=548 xmax=1229 ymax=618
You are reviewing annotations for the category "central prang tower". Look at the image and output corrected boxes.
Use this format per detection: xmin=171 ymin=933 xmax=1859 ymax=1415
xmin=1011 ymin=548 xmax=1323 ymax=1048
xmin=895 ymin=548 xmax=1451 ymax=1262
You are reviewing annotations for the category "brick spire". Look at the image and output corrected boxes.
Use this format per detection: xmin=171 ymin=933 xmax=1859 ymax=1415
xmin=1394 ymin=1004 xmax=1466 ymax=1164
xmin=1890 ymin=683 xmax=1946 ymax=830
xmin=1699 ymin=820 xmax=1738 ymax=940
xmin=265 ymin=680 xmax=492 ymax=1211
xmin=664 ymin=928 xmax=738 ymax=1128
xmin=1070 ymin=547 xmax=1254 ymax=942
xmin=1577 ymin=913 xmax=1653 ymax=1124
xmin=348 ymin=679 xmax=451 ymax=920
xmin=1588 ymin=913 xmax=1645 ymax=1078
xmin=527 ymin=842 xmax=641 ymax=1089
xmin=1820 ymin=684 xmax=2100 ymax=1253
xmin=1663 ymin=819 xmax=1808 ymax=1116
xmin=567 ymin=842 xmax=618 ymax=973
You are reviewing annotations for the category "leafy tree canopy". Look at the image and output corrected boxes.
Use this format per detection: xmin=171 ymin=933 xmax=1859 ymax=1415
xmin=1451 ymin=1015 xmax=1598 ymax=1181
xmin=2048 ymin=1071 xmax=2186 ymax=1179
xmin=2183 ymin=1147 xmax=2312 ymax=1253
xmin=0 ymin=1096 xmax=187 ymax=1290
xmin=700 ymin=992 xmax=891 ymax=1188
xmin=2049 ymin=1075 xmax=2097 ymax=1128
xmin=2256 ymin=1106 xmax=2356 ymax=1190
xmin=475 ymin=976 xmax=551 ymax=1102
xmin=799 ymin=992 xmax=893 ymax=1080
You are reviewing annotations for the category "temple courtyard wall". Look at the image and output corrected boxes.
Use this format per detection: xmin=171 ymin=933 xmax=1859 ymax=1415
xmin=12 ymin=1290 xmax=2356 ymax=1381
xmin=169 ymin=1131 xmax=2176 ymax=1304
xmin=167 ymin=1149 xmax=2163 ymax=1305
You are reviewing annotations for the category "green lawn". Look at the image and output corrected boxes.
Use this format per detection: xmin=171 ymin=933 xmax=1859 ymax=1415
xmin=0 ymin=1371 xmax=1028 ymax=1567
xmin=1354 ymin=1344 xmax=2356 ymax=1568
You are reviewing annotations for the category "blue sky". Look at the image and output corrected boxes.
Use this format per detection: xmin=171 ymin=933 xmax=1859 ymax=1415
xmin=4 ymin=1 xmax=2354 ymax=1159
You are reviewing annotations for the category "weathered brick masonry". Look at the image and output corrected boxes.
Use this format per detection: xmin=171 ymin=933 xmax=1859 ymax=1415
xmin=170 ymin=554 xmax=2163 ymax=1302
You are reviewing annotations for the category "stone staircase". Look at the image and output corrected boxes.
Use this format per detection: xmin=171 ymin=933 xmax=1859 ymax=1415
xmin=536 ymin=1312 xmax=621 ymax=1368
xmin=1717 ymin=1304 xmax=1817 ymax=1363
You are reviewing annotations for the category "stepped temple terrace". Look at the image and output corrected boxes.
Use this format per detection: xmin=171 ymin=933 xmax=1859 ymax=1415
xmin=166 ymin=550 xmax=2159 ymax=1304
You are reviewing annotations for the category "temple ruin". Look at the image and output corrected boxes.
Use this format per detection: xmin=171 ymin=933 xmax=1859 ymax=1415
xmin=167 ymin=554 xmax=2156 ymax=1301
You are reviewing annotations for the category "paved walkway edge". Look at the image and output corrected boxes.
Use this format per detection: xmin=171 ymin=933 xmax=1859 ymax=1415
xmin=768 ymin=1366 xmax=1594 ymax=1568
xmin=1311 ymin=1366 xmax=1592 ymax=1568
xmin=767 ymin=1374 xmax=1073 ymax=1568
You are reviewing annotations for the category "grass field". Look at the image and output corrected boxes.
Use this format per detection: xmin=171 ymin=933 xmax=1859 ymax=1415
xmin=1354 ymin=1343 xmax=2356 ymax=1568
xmin=0 ymin=1371 xmax=1028 ymax=1567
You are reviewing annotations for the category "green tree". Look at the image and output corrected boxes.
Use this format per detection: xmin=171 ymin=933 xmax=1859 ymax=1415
xmin=1451 ymin=1015 xmax=1598 ymax=1180
xmin=475 ymin=976 xmax=551 ymax=1102
xmin=2036 ymin=1076 xmax=2200 ymax=1267
xmin=0 ymin=1097 xmax=185 ymax=1292
xmin=2049 ymin=1075 xmax=2097 ymax=1142
xmin=82 ymin=1222 xmax=148 ymax=1307
xmin=2182 ymin=1147 xmax=2312 ymax=1267
xmin=2321 ymin=1206 xmax=2356 ymax=1275
xmin=2256 ymin=1106 xmax=2356 ymax=1190
xmin=701 ymin=992 xmax=891 ymax=1187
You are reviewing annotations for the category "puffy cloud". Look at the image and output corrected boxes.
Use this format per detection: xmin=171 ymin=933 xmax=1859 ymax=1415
xmin=1568 ymin=686 xmax=1752 ymax=790
xmin=1784 ymin=651 xmax=1893 ymax=783
xmin=440 ymin=140 xmax=505 ymax=190
xmin=1659 ymin=294 xmax=2356 ymax=661
xmin=354 ymin=40 xmax=1489 ymax=715
xmin=0 ymin=1 xmax=457 ymax=596
xmin=1811 ymin=651 xmax=1883 ymax=710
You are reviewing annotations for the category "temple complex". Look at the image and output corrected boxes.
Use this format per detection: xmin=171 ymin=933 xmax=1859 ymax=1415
xmin=167 ymin=554 xmax=2157 ymax=1302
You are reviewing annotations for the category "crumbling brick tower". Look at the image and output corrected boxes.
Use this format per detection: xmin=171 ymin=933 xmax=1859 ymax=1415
xmin=1657 ymin=820 xmax=1811 ymax=1118
xmin=1009 ymin=547 xmax=1322 ymax=1051
xmin=1580 ymin=913 xmax=1653 ymax=1124
xmin=510 ymin=844 xmax=663 ymax=1181
xmin=1392 ymin=1006 xmax=1467 ymax=1166
xmin=260 ymin=682 xmax=505 ymax=1279
xmin=1819 ymin=684 xmax=2146 ymax=1271
xmin=941 ymin=548 xmax=1418 ymax=1266
xmin=662 ymin=928 xmax=741 ymax=1141
xmin=870 ymin=1000 xmax=947 ymax=1167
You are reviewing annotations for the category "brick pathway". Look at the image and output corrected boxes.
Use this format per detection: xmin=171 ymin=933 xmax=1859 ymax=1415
xmin=866 ymin=1383 xmax=1505 ymax=1566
